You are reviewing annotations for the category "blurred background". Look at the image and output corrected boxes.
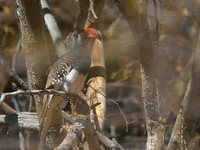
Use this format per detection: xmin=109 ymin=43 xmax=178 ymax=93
xmin=0 ymin=0 xmax=200 ymax=149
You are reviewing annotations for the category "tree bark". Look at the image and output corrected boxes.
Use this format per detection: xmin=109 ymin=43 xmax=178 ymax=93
xmin=16 ymin=0 xmax=49 ymax=122
xmin=167 ymin=32 xmax=200 ymax=150
xmin=16 ymin=0 xmax=65 ymax=149
xmin=86 ymin=39 xmax=106 ymax=131
xmin=114 ymin=0 xmax=165 ymax=149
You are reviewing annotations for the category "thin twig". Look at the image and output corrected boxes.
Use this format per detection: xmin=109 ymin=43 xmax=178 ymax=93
xmin=0 ymin=85 xmax=136 ymax=133
xmin=0 ymin=55 xmax=28 ymax=90
xmin=88 ymin=85 xmax=135 ymax=132
xmin=9 ymin=69 xmax=28 ymax=90
xmin=89 ymin=0 xmax=98 ymax=19
xmin=12 ymin=39 xmax=22 ymax=72
xmin=11 ymin=40 xmax=29 ymax=150
xmin=0 ymin=89 xmax=66 ymax=105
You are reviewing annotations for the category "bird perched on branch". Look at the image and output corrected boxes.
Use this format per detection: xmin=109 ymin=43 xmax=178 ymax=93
xmin=38 ymin=27 xmax=101 ymax=150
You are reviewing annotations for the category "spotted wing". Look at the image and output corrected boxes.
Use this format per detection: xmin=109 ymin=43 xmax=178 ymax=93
xmin=45 ymin=54 xmax=75 ymax=90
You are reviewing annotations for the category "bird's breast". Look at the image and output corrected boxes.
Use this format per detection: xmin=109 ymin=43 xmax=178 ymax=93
xmin=63 ymin=69 xmax=87 ymax=94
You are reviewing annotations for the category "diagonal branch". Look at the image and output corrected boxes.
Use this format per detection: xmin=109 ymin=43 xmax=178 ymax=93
xmin=0 ymin=55 xmax=28 ymax=90
xmin=76 ymin=0 xmax=90 ymax=31
xmin=167 ymin=32 xmax=200 ymax=150
xmin=40 ymin=0 xmax=67 ymax=57
xmin=85 ymin=0 xmax=106 ymax=132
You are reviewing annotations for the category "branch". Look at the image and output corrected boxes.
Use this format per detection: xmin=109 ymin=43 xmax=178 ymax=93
xmin=167 ymin=32 xmax=200 ymax=149
xmin=88 ymin=0 xmax=105 ymax=28
xmin=114 ymin=0 xmax=164 ymax=149
xmin=0 ymin=55 xmax=28 ymax=90
xmin=84 ymin=0 xmax=105 ymax=131
xmin=76 ymin=0 xmax=90 ymax=31
xmin=12 ymin=39 xmax=22 ymax=72
xmin=0 ymin=112 xmax=39 ymax=130
xmin=55 ymin=1 xmax=105 ymax=149
xmin=16 ymin=2 xmax=68 ymax=148
xmin=40 ymin=0 xmax=67 ymax=57
xmin=0 ymin=102 xmax=17 ymax=114
xmin=96 ymin=131 xmax=124 ymax=150
xmin=86 ymin=39 xmax=106 ymax=131
xmin=56 ymin=122 xmax=84 ymax=150
xmin=16 ymin=0 xmax=49 ymax=120
xmin=0 ymin=112 xmax=125 ymax=149
xmin=89 ymin=0 xmax=98 ymax=19
xmin=0 ymin=89 xmax=65 ymax=105
xmin=82 ymin=118 xmax=102 ymax=150
xmin=0 ymin=112 xmax=74 ymax=131
xmin=0 ymin=89 xmax=89 ymax=114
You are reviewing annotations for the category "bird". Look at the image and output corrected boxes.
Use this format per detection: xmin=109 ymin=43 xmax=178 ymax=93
xmin=38 ymin=27 xmax=101 ymax=150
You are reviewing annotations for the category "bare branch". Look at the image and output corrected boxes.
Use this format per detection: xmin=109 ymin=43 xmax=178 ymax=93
xmin=88 ymin=0 xmax=105 ymax=28
xmin=167 ymin=32 xmax=200 ymax=149
xmin=16 ymin=0 xmax=49 ymax=121
xmin=0 ymin=55 xmax=28 ymax=90
xmin=96 ymin=131 xmax=124 ymax=150
xmin=82 ymin=118 xmax=102 ymax=150
xmin=89 ymin=0 xmax=98 ymax=19
xmin=86 ymin=39 xmax=106 ymax=131
xmin=0 ymin=112 xmax=125 ymax=149
xmin=0 ymin=112 xmax=74 ymax=131
xmin=56 ymin=122 xmax=84 ymax=150
xmin=0 ymin=112 xmax=39 ymax=130
xmin=76 ymin=0 xmax=90 ymax=31
xmin=0 ymin=90 xmax=89 ymax=115
xmin=0 ymin=103 xmax=17 ymax=114
xmin=40 ymin=0 xmax=67 ymax=57
xmin=0 ymin=89 xmax=66 ymax=105
xmin=113 ymin=0 xmax=164 ymax=149
xmin=12 ymin=39 xmax=22 ymax=72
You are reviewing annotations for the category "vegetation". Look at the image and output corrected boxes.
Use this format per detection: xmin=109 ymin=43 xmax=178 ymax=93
xmin=0 ymin=0 xmax=200 ymax=149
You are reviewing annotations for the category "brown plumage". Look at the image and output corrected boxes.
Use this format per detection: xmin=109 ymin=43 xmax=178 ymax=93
xmin=38 ymin=28 xmax=101 ymax=150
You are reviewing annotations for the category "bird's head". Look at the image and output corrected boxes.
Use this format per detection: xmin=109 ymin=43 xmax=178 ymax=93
xmin=82 ymin=27 xmax=102 ymax=53
xmin=84 ymin=27 xmax=102 ymax=40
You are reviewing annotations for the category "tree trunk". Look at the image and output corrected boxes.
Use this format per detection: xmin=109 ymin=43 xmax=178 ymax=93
xmin=114 ymin=0 xmax=165 ymax=149
xmin=167 ymin=32 xmax=200 ymax=150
